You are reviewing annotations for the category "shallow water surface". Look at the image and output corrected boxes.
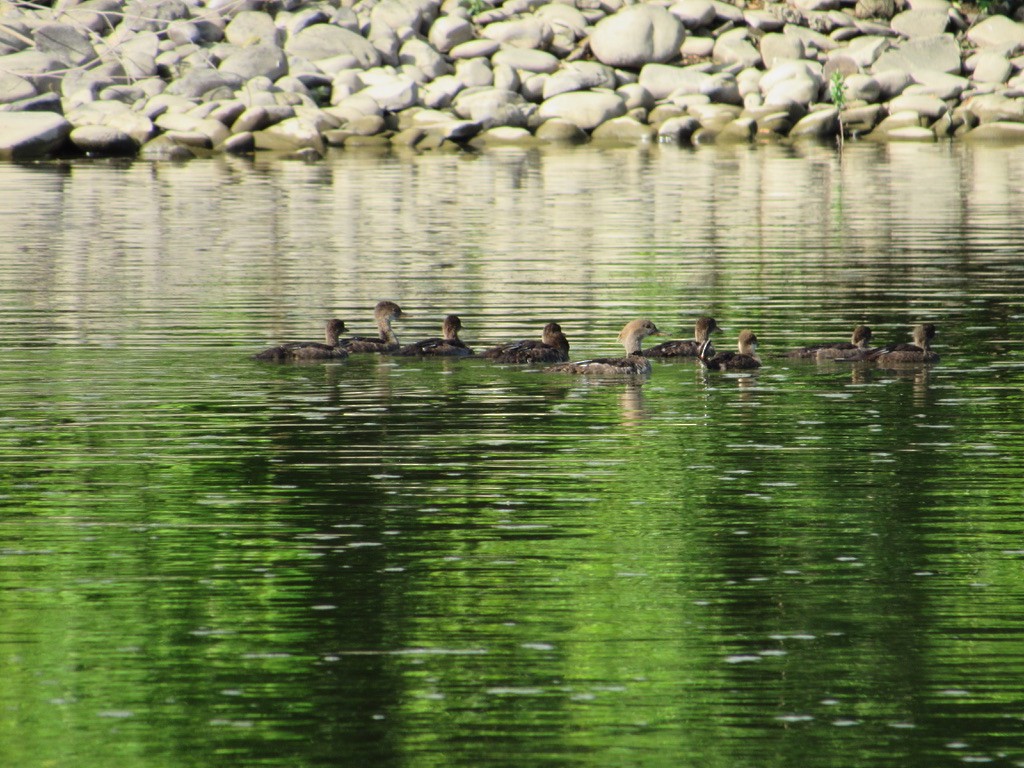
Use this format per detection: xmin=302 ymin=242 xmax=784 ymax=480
xmin=1 ymin=142 xmax=1024 ymax=768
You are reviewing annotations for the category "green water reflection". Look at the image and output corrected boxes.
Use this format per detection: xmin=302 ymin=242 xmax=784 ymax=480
xmin=2 ymin=145 xmax=1024 ymax=767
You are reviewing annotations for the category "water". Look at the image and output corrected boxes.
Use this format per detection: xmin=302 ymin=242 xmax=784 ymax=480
xmin=2 ymin=142 xmax=1024 ymax=768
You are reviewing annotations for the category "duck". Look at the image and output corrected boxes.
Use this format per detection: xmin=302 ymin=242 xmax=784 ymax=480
xmin=643 ymin=316 xmax=721 ymax=358
xmin=340 ymin=300 xmax=404 ymax=354
xmin=253 ymin=319 xmax=349 ymax=362
xmin=862 ymin=323 xmax=939 ymax=364
xmin=545 ymin=319 xmax=662 ymax=375
xmin=786 ymin=324 xmax=873 ymax=360
xmin=396 ymin=314 xmax=474 ymax=356
xmin=481 ymin=322 xmax=570 ymax=363
xmin=699 ymin=329 xmax=761 ymax=370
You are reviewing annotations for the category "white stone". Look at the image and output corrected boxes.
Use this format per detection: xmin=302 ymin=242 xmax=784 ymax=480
xmin=481 ymin=18 xmax=552 ymax=49
xmin=638 ymin=63 xmax=710 ymax=100
xmin=966 ymin=15 xmax=1024 ymax=50
xmin=970 ymin=52 xmax=1012 ymax=84
xmin=669 ymin=0 xmax=715 ymax=28
xmin=537 ymin=89 xmax=627 ymax=130
xmin=492 ymin=48 xmax=560 ymax=73
xmin=590 ymin=5 xmax=685 ymax=68
xmin=428 ymin=16 xmax=474 ymax=53
xmin=890 ymin=10 xmax=948 ymax=39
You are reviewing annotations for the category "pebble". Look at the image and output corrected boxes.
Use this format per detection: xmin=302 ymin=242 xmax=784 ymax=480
xmin=3 ymin=0 xmax=1024 ymax=160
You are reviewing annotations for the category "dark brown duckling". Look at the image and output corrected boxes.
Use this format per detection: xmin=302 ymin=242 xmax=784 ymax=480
xmin=644 ymin=316 xmax=721 ymax=357
xmin=699 ymin=329 xmax=761 ymax=370
xmin=340 ymin=300 xmax=404 ymax=354
xmin=786 ymin=324 xmax=873 ymax=360
xmin=863 ymin=323 xmax=939 ymax=364
xmin=254 ymin=319 xmax=349 ymax=362
xmin=397 ymin=314 xmax=474 ymax=356
xmin=481 ymin=322 xmax=570 ymax=364
xmin=545 ymin=318 xmax=661 ymax=375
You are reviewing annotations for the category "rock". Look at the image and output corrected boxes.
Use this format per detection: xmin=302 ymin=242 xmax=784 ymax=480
xmin=254 ymin=116 xmax=326 ymax=154
xmin=0 ymin=72 xmax=37 ymax=105
xmin=890 ymin=10 xmax=948 ymax=39
xmin=34 ymin=24 xmax=96 ymax=67
xmin=713 ymin=35 xmax=762 ymax=69
xmin=909 ymin=70 xmax=967 ymax=100
xmin=138 ymin=134 xmax=194 ymax=160
xmin=745 ymin=10 xmax=785 ymax=32
xmin=872 ymin=34 xmax=961 ymax=76
xmin=471 ymin=126 xmax=536 ymax=145
xmin=764 ymin=77 xmax=820 ymax=109
xmin=543 ymin=62 xmax=617 ymax=98
xmin=449 ymin=39 xmax=501 ymax=59
xmin=669 ymin=0 xmax=716 ymax=29
xmin=349 ymin=114 xmax=387 ymax=135
xmin=837 ymin=35 xmax=891 ymax=68
xmin=791 ymin=0 xmax=840 ymax=11
xmin=224 ymin=11 xmax=281 ymax=47
xmin=789 ymin=107 xmax=839 ymax=139
xmin=639 ymin=64 xmax=710 ymax=100
xmin=784 ymin=25 xmax=838 ymax=55
xmin=285 ymin=24 xmax=382 ymax=69
xmin=537 ymin=89 xmax=627 ymax=130
xmin=709 ymin=0 xmax=745 ymax=24
xmin=591 ymin=116 xmax=655 ymax=143
xmin=966 ymin=15 xmax=1024 ymax=50
xmin=0 ymin=112 xmax=72 ymax=159
xmin=963 ymin=122 xmax=1024 ymax=142
xmin=0 ymin=51 xmax=67 ymax=95
xmin=68 ymin=124 xmax=137 ymax=155
xmin=364 ymin=77 xmax=419 ymax=111
xmin=455 ymin=59 xmax=494 ymax=88
xmin=219 ymin=44 xmax=288 ymax=81
xmin=422 ymin=75 xmax=464 ymax=108
xmin=400 ymin=39 xmax=450 ymax=80
xmin=166 ymin=69 xmax=244 ymax=99
xmin=481 ymin=18 xmax=552 ymax=49
xmin=971 ymin=52 xmax=1012 ymax=85
xmin=703 ymin=73 xmax=742 ymax=105
xmin=428 ymin=16 xmax=475 ymax=52
xmin=590 ymin=5 xmax=685 ymax=68
xmin=964 ymin=93 xmax=1024 ymax=124
xmin=370 ymin=0 xmax=434 ymax=34
xmin=535 ymin=117 xmax=589 ymax=142
xmin=681 ymin=36 xmax=715 ymax=58
xmin=492 ymin=48 xmax=560 ymax=74
xmin=715 ymin=117 xmax=755 ymax=143
xmin=657 ymin=115 xmax=699 ymax=142
xmin=872 ymin=68 xmax=913 ymax=98
xmin=760 ymin=33 xmax=805 ymax=68
xmin=223 ymin=131 xmax=255 ymax=153
xmin=535 ymin=4 xmax=589 ymax=38
xmin=881 ymin=125 xmax=936 ymax=141
xmin=841 ymin=103 xmax=884 ymax=132
xmin=855 ymin=0 xmax=895 ymax=20
xmin=844 ymin=74 xmax=882 ymax=102
xmin=889 ymin=93 xmax=947 ymax=120
xmin=453 ymin=87 xmax=527 ymax=126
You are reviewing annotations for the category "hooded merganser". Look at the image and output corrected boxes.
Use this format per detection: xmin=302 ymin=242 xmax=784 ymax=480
xmin=254 ymin=318 xmax=349 ymax=362
xmin=699 ymin=329 xmax=761 ymax=370
xmin=481 ymin=322 xmax=570 ymax=364
xmin=786 ymin=324 xmax=873 ymax=360
xmin=340 ymin=300 xmax=404 ymax=354
xmin=864 ymin=323 xmax=939 ymax=364
xmin=545 ymin=318 xmax=661 ymax=375
xmin=644 ymin=316 xmax=721 ymax=358
xmin=397 ymin=314 xmax=474 ymax=356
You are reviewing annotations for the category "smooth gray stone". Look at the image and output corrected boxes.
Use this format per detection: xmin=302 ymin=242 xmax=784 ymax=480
xmin=223 ymin=131 xmax=255 ymax=153
xmin=964 ymin=93 xmax=1024 ymax=124
xmin=370 ymin=0 xmax=436 ymax=34
xmin=537 ymin=89 xmax=626 ymax=130
xmin=713 ymin=35 xmax=762 ymax=69
xmin=544 ymin=63 xmax=617 ymax=100
xmin=34 ymin=23 xmax=97 ymax=66
xmin=138 ymin=134 xmax=194 ymax=160
xmin=57 ymin=0 xmax=122 ymax=34
xmin=0 ymin=111 xmax=72 ymax=159
xmin=481 ymin=18 xmax=552 ymax=49
xmin=167 ymin=20 xmax=203 ymax=46
xmin=428 ymin=16 xmax=475 ymax=52
xmin=760 ymin=33 xmax=804 ymax=68
xmin=591 ymin=115 xmax=655 ymax=143
xmin=0 ymin=92 xmax=63 ymax=114
xmin=363 ymin=78 xmax=420 ymax=111
xmin=0 ymin=51 xmax=66 ymax=95
xmin=855 ymin=0 xmax=894 ymax=14
xmin=966 ymin=15 xmax=1024 ymax=50
xmin=397 ymin=39 xmax=450 ymax=80
xmin=253 ymin=117 xmax=325 ymax=154
xmin=492 ymin=48 xmax=560 ymax=74
xmin=669 ymin=0 xmax=716 ymax=29
xmin=910 ymin=69 xmax=968 ymax=100
xmin=448 ymin=39 xmax=501 ymax=59
xmin=285 ymin=24 xmax=382 ymax=69
xmin=422 ymin=75 xmax=464 ymax=108
xmin=69 ymin=124 xmax=137 ymax=155
xmin=453 ymin=87 xmax=528 ymax=126
xmin=872 ymin=34 xmax=961 ymax=75
xmin=889 ymin=93 xmax=948 ymax=120
xmin=844 ymin=73 xmax=882 ymax=102
xmin=535 ymin=117 xmax=589 ymax=143
xmin=710 ymin=0 xmax=745 ymax=24
xmin=124 ymin=0 xmax=190 ymax=33
xmin=0 ymin=71 xmax=37 ymax=105
xmin=890 ymin=10 xmax=948 ymax=38
xmin=970 ymin=52 xmax=1012 ymax=85
xmin=639 ymin=63 xmax=710 ymax=101
xmin=225 ymin=11 xmax=281 ymax=47
xmin=784 ymin=25 xmax=838 ymax=54
xmin=470 ymin=126 xmax=537 ymax=145
xmin=166 ymin=69 xmax=244 ymax=99
xmin=219 ymin=44 xmax=288 ymax=81
xmin=789 ymin=107 xmax=839 ymax=138
xmin=656 ymin=115 xmax=698 ymax=142
xmin=591 ymin=5 xmax=684 ymax=68
xmin=535 ymin=3 xmax=589 ymax=37
xmin=455 ymin=58 xmax=493 ymax=88
xmin=617 ymin=82 xmax=654 ymax=111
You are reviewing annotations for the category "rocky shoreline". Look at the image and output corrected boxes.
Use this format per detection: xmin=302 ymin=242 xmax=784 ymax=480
xmin=2 ymin=0 xmax=1024 ymax=159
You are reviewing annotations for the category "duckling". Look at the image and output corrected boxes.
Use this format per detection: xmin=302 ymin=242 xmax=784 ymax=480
xmin=254 ymin=319 xmax=349 ymax=362
xmin=786 ymin=324 xmax=873 ymax=360
xmin=545 ymin=319 xmax=661 ymax=375
xmin=481 ymin=322 xmax=570 ymax=364
xmin=644 ymin=316 xmax=721 ymax=358
xmin=699 ymin=329 xmax=761 ymax=370
xmin=397 ymin=314 xmax=474 ymax=356
xmin=865 ymin=323 xmax=939 ymax=364
xmin=340 ymin=300 xmax=404 ymax=354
